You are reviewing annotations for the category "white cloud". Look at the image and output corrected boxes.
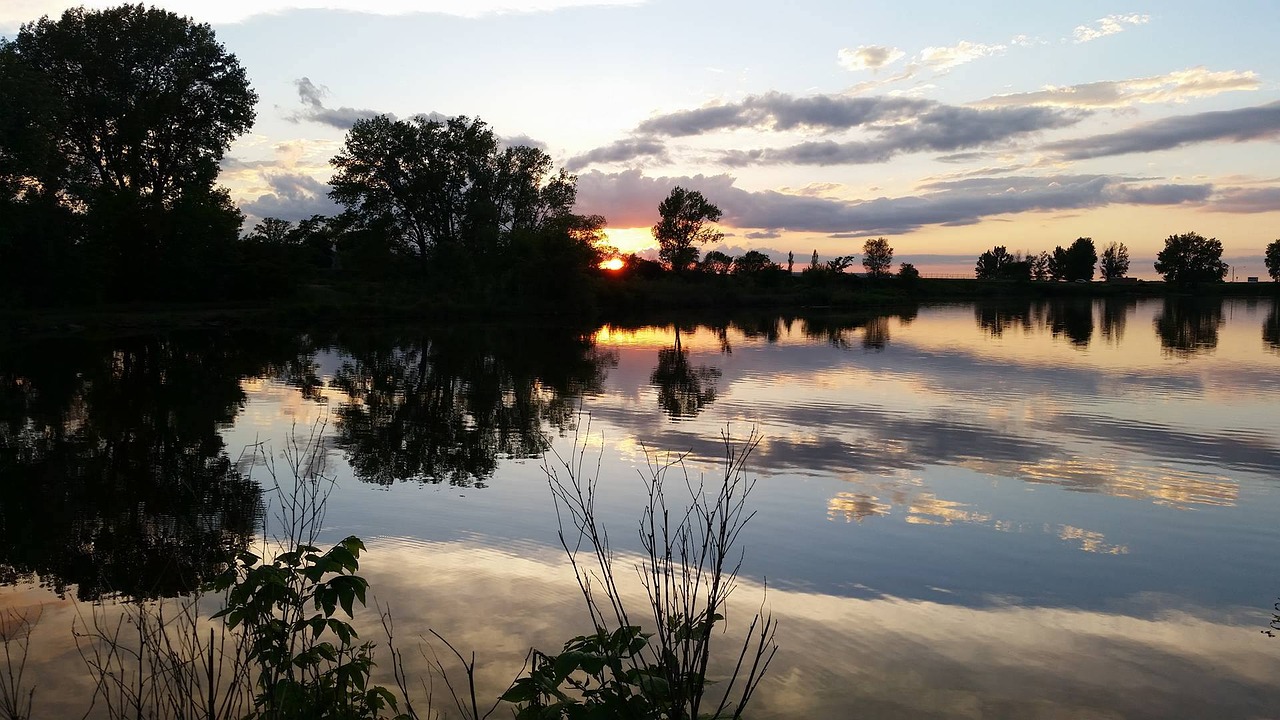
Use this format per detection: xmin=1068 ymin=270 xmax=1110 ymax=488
xmin=837 ymin=45 xmax=906 ymax=72
xmin=917 ymin=40 xmax=1008 ymax=71
xmin=1073 ymin=13 xmax=1150 ymax=43
xmin=981 ymin=67 xmax=1260 ymax=109
xmin=1 ymin=0 xmax=644 ymax=27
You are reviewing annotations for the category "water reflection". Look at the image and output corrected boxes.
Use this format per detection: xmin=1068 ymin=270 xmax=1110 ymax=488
xmin=0 ymin=332 xmax=301 ymax=599
xmin=1153 ymin=297 xmax=1224 ymax=357
xmin=649 ymin=327 xmax=721 ymax=419
xmin=1264 ymin=300 xmax=1280 ymax=352
xmin=1045 ymin=299 xmax=1094 ymax=347
xmin=1100 ymin=296 xmax=1137 ymax=343
xmin=330 ymin=325 xmax=615 ymax=486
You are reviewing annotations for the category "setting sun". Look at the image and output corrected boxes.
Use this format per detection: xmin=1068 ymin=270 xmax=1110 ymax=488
xmin=600 ymin=257 xmax=625 ymax=271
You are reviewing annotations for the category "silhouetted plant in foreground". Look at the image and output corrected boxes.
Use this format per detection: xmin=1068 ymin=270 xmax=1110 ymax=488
xmin=505 ymin=425 xmax=777 ymax=719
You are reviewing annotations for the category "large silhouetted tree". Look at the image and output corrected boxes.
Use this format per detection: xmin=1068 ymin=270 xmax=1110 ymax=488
xmin=0 ymin=5 xmax=256 ymax=301
xmin=653 ymin=187 xmax=723 ymax=272
xmin=862 ymin=237 xmax=893 ymax=277
xmin=329 ymin=114 xmax=588 ymax=290
xmin=1099 ymin=241 xmax=1130 ymax=281
xmin=975 ymin=246 xmax=1029 ymax=280
xmin=1154 ymin=232 xmax=1228 ymax=284
xmin=1051 ymin=237 xmax=1097 ymax=282
xmin=1265 ymin=239 xmax=1280 ymax=282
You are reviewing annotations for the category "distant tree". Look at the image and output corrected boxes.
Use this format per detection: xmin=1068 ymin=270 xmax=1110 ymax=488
xmin=1265 ymin=239 xmax=1280 ymax=281
xmin=862 ymin=237 xmax=893 ymax=277
xmin=1031 ymin=251 xmax=1051 ymax=281
xmin=1050 ymin=237 xmax=1097 ymax=281
xmin=702 ymin=250 xmax=733 ymax=274
xmin=652 ymin=187 xmax=722 ymax=272
xmin=246 ymin=217 xmax=295 ymax=245
xmin=810 ymin=249 xmax=820 ymax=270
xmin=787 ymin=251 xmax=795 ymax=274
xmin=732 ymin=250 xmax=774 ymax=275
xmin=975 ymin=246 xmax=1023 ymax=280
xmin=0 ymin=5 xmax=256 ymax=300
xmin=1099 ymin=241 xmax=1130 ymax=281
xmin=897 ymin=262 xmax=920 ymax=282
xmin=826 ymin=255 xmax=856 ymax=273
xmin=1154 ymin=232 xmax=1228 ymax=284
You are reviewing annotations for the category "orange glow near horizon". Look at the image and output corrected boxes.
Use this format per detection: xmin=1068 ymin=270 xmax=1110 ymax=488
xmin=600 ymin=257 xmax=625 ymax=271
xmin=601 ymin=227 xmax=656 ymax=255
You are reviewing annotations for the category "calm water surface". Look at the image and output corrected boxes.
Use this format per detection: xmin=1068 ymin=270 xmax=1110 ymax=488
xmin=3 ymin=297 xmax=1279 ymax=718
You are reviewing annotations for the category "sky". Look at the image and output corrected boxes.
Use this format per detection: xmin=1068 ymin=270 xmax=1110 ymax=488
xmin=4 ymin=0 xmax=1279 ymax=276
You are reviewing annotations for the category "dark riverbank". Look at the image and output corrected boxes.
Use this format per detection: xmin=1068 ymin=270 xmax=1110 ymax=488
xmin=2 ymin=275 xmax=1277 ymax=338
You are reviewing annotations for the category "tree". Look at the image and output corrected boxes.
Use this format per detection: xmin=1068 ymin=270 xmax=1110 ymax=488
xmin=652 ymin=187 xmax=723 ymax=271
xmin=1050 ymin=237 xmax=1097 ymax=281
xmin=329 ymin=114 xmax=580 ymax=278
xmin=702 ymin=250 xmax=732 ymax=274
xmin=862 ymin=237 xmax=893 ymax=277
xmin=246 ymin=217 xmax=295 ymax=245
xmin=897 ymin=262 xmax=920 ymax=284
xmin=826 ymin=255 xmax=856 ymax=273
xmin=732 ymin=250 xmax=774 ymax=275
xmin=975 ymin=246 xmax=1029 ymax=280
xmin=1031 ymin=251 xmax=1051 ymax=281
xmin=0 ymin=5 xmax=257 ymax=299
xmin=1265 ymin=239 xmax=1280 ymax=281
xmin=1099 ymin=241 xmax=1130 ymax=281
xmin=1154 ymin=232 xmax=1228 ymax=284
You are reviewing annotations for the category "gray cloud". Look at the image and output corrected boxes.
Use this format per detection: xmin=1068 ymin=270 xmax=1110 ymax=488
xmin=575 ymin=169 xmax=1210 ymax=235
xmin=625 ymin=94 xmax=1081 ymax=168
xmin=240 ymin=173 xmax=341 ymax=222
xmin=1046 ymin=101 xmax=1280 ymax=160
xmin=288 ymin=77 xmax=389 ymax=129
xmin=1211 ymin=186 xmax=1280 ymax=213
xmin=979 ymin=67 xmax=1260 ymax=109
xmin=636 ymin=92 xmax=934 ymax=137
xmin=564 ymin=137 xmax=669 ymax=171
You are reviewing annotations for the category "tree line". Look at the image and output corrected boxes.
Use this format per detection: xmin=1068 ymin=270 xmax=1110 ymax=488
xmin=3 ymin=6 xmax=1277 ymax=311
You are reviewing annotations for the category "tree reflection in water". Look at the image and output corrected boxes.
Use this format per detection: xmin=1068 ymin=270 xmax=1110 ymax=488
xmin=1264 ymin=300 xmax=1280 ymax=352
xmin=650 ymin=327 xmax=721 ymax=419
xmin=1153 ymin=297 xmax=1225 ymax=357
xmin=0 ymin=331 xmax=314 ymax=599
xmin=330 ymin=325 xmax=616 ymax=486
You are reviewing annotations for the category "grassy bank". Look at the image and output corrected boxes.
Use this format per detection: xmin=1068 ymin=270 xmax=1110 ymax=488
xmin=2 ymin=275 xmax=1277 ymax=338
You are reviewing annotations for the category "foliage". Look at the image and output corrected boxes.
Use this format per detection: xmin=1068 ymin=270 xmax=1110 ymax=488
xmin=653 ymin=187 xmax=723 ymax=271
xmin=1154 ymin=232 xmax=1228 ymax=284
xmin=0 ymin=4 xmax=257 ymax=302
xmin=1031 ymin=251 xmax=1051 ymax=281
xmin=1099 ymin=241 xmax=1130 ymax=281
xmin=514 ymin=428 xmax=777 ymax=720
xmin=897 ymin=262 xmax=920 ymax=282
xmin=825 ymin=255 xmax=856 ymax=274
xmin=732 ymin=250 xmax=774 ymax=275
xmin=862 ymin=237 xmax=893 ymax=277
xmin=1264 ymin=239 xmax=1280 ymax=282
xmin=1050 ymin=237 xmax=1097 ymax=282
xmin=210 ymin=537 xmax=406 ymax=719
xmin=329 ymin=114 xmax=590 ymax=292
xmin=702 ymin=250 xmax=733 ymax=275
xmin=975 ymin=246 xmax=1029 ymax=281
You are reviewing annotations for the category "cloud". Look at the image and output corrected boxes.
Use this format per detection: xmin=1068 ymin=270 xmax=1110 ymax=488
xmin=0 ymin=0 xmax=647 ymax=27
xmin=240 ymin=172 xmax=341 ymax=222
xmin=980 ymin=67 xmax=1260 ymax=109
xmin=1046 ymin=101 xmax=1280 ymax=160
xmin=917 ymin=40 xmax=1007 ymax=71
xmin=716 ymin=105 xmax=1082 ymax=167
xmin=574 ymin=168 xmax=1210 ymax=235
xmin=287 ymin=77 xmax=389 ymax=129
xmin=635 ymin=92 xmax=933 ymax=137
xmin=837 ymin=45 xmax=905 ymax=71
xmin=1210 ymin=186 xmax=1280 ymax=213
xmin=564 ymin=137 xmax=668 ymax=171
xmin=743 ymin=230 xmax=782 ymax=240
xmin=1073 ymin=13 xmax=1150 ymax=43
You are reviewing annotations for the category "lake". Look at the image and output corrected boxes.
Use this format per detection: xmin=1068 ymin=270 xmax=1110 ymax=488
xmin=3 ymin=296 xmax=1279 ymax=718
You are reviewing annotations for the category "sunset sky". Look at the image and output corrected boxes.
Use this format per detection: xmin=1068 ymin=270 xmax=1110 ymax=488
xmin=5 ymin=0 xmax=1279 ymax=275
